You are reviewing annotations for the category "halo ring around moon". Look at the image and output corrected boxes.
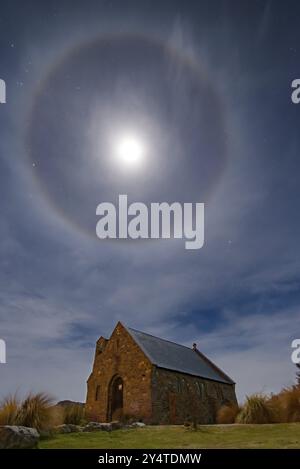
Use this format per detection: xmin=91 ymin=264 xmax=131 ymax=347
xmin=26 ymin=33 xmax=229 ymax=239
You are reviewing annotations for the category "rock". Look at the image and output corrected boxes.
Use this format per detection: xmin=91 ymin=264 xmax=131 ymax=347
xmin=83 ymin=421 xmax=123 ymax=432
xmin=39 ymin=430 xmax=53 ymax=439
xmin=0 ymin=426 xmax=40 ymax=449
xmin=110 ymin=421 xmax=123 ymax=430
xmin=98 ymin=423 xmax=113 ymax=432
xmin=74 ymin=425 xmax=84 ymax=432
xmin=130 ymin=422 xmax=146 ymax=428
xmin=83 ymin=422 xmax=105 ymax=432
xmin=54 ymin=424 xmax=83 ymax=434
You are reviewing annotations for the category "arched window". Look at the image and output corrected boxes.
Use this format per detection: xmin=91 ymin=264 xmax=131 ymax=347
xmin=95 ymin=385 xmax=100 ymax=401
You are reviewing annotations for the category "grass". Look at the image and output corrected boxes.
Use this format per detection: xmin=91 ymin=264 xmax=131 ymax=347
xmin=0 ymin=395 xmax=19 ymax=425
xmin=216 ymin=404 xmax=240 ymax=424
xmin=0 ymin=393 xmax=86 ymax=429
xmin=278 ymin=386 xmax=300 ymax=422
xmin=236 ymin=394 xmax=275 ymax=424
xmin=0 ymin=393 xmax=54 ymax=430
xmin=39 ymin=423 xmax=300 ymax=449
xmin=16 ymin=393 xmax=54 ymax=431
xmin=62 ymin=404 xmax=85 ymax=425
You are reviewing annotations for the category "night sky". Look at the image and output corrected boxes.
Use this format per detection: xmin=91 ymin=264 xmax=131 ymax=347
xmin=1 ymin=0 xmax=300 ymax=402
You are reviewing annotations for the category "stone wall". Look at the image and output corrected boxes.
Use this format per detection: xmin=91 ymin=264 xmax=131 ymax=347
xmin=86 ymin=322 xmax=153 ymax=423
xmin=151 ymin=367 xmax=237 ymax=424
xmin=86 ymin=322 xmax=237 ymax=425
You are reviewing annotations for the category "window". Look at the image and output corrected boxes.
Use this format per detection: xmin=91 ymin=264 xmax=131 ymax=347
xmin=95 ymin=385 xmax=100 ymax=401
xmin=195 ymin=381 xmax=205 ymax=398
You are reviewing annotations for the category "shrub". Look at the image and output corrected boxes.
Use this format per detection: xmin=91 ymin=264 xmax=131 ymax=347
xmin=0 ymin=395 xmax=20 ymax=425
xmin=216 ymin=404 xmax=240 ymax=424
xmin=236 ymin=394 xmax=275 ymax=424
xmin=63 ymin=404 xmax=85 ymax=425
xmin=0 ymin=393 xmax=87 ymax=430
xmin=16 ymin=392 xmax=54 ymax=431
xmin=278 ymin=386 xmax=300 ymax=422
xmin=266 ymin=393 xmax=283 ymax=423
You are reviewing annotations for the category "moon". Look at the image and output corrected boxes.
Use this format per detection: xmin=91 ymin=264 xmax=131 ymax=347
xmin=116 ymin=133 xmax=145 ymax=167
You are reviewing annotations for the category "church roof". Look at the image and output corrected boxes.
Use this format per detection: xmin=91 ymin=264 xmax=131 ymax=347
xmin=126 ymin=326 xmax=234 ymax=385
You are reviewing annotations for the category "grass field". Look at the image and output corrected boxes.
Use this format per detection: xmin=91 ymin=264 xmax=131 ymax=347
xmin=39 ymin=423 xmax=300 ymax=449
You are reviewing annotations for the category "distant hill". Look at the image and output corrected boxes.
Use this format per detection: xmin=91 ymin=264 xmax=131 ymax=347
xmin=56 ymin=400 xmax=85 ymax=407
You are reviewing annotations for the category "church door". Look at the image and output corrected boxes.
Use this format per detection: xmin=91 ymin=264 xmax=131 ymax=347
xmin=107 ymin=376 xmax=123 ymax=421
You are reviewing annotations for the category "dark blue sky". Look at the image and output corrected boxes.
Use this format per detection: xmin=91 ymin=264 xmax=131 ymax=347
xmin=0 ymin=0 xmax=300 ymax=402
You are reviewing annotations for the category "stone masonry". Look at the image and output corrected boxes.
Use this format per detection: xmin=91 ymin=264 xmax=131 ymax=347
xmin=86 ymin=322 xmax=237 ymax=424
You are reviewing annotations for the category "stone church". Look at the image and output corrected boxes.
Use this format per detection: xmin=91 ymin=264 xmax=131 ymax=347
xmin=86 ymin=322 xmax=237 ymax=424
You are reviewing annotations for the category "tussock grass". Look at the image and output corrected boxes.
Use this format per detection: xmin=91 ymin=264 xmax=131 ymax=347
xmin=63 ymin=404 xmax=85 ymax=425
xmin=236 ymin=394 xmax=275 ymax=424
xmin=15 ymin=393 xmax=54 ymax=431
xmin=0 ymin=395 xmax=20 ymax=425
xmin=277 ymin=386 xmax=300 ymax=423
xmin=0 ymin=393 xmax=85 ymax=430
xmin=216 ymin=404 xmax=240 ymax=424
